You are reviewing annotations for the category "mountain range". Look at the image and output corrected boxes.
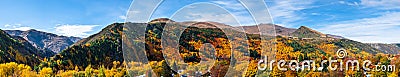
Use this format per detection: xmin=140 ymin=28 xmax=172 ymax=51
xmin=5 ymin=29 xmax=81 ymax=54
xmin=0 ymin=18 xmax=399 ymax=70
xmin=123 ymin=18 xmax=400 ymax=76
xmin=368 ymin=43 xmax=400 ymax=54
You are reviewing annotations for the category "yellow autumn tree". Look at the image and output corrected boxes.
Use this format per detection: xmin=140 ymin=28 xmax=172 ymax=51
xmin=40 ymin=67 xmax=53 ymax=76
xmin=276 ymin=42 xmax=293 ymax=60
xmin=56 ymin=70 xmax=78 ymax=77
xmin=0 ymin=62 xmax=38 ymax=77
xmin=317 ymin=43 xmax=336 ymax=55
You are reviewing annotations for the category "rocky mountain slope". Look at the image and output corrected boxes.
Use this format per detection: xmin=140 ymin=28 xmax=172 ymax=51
xmin=368 ymin=43 xmax=400 ymax=54
xmin=0 ymin=29 xmax=42 ymax=66
xmin=5 ymin=29 xmax=81 ymax=53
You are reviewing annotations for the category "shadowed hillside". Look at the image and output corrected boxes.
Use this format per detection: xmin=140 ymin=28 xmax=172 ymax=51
xmin=0 ymin=29 xmax=42 ymax=66
xmin=52 ymin=23 xmax=124 ymax=70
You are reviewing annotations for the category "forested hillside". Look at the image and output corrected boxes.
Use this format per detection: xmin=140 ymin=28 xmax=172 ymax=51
xmin=0 ymin=29 xmax=41 ymax=66
xmin=52 ymin=23 xmax=124 ymax=70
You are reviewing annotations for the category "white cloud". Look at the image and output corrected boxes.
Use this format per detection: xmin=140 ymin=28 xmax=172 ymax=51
xmin=54 ymin=24 xmax=99 ymax=37
xmin=338 ymin=1 xmax=359 ymax=6
xmin=267 ymin=0 xmax=315 ymax=27
xmin=4 ymin=24 xmax=11 ymax=27
xmin=10 ymin=27 xmax=32 ymax=31
xmin=338 ymin=1 xmax=345 ymax=4
xmin=360 ymin=0 xmax=400 ymax=10
xmin=318 ymin=12 xmax=400 ymax=43
xmin=3 ymin=24 xmax=32 ymax=31
xmin=119 ymin=15 xmax=127 ymax=20
xmin=310 ymin=13 xmax=320 ymax=15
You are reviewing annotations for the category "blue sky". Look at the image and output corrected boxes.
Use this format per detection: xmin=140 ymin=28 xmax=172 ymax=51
xmin=0 ymin=0 xmax=399 ymax=43
xmin=0 ymin=0 xmax=131 ymax=37
xmin=265 ymin=0 xmax=400 ymax=43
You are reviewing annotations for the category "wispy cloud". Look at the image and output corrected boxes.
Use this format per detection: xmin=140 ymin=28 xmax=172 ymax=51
xmin=267 ymin=0 xmax=315 ymax=27
xmin=119 ymin=15 xmax=127 ymax=20
xmin=318 ymin=12 xmax=400 ymax=43
xmin=212 ymin=1 xmax=245 ymax=11
xmin=338 ymin=1 xmax=359 ymax=6
xmin=3 ymin=24 xmax=33 ymax=31
xmin=54 ymin=24 xmax=99 ymax=37
xmin=4 ymin=24 xmax=11 ymax=27
xmin=360 ymin=0 xmax=400 ymax=10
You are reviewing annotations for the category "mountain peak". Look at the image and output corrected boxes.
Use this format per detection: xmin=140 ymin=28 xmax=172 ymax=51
xmin=298 ymin=26 xmax=312 ymax=31
xmin=149 ymin=18 xmax=175 ymax=23
xmin=291 ymin=26 xmax=326 ymax=38
xmin=27 ymin=29 xmax=37 ymax=31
